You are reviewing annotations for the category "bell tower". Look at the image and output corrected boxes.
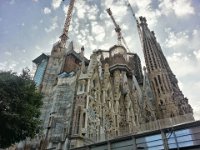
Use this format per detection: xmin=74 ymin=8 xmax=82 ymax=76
xmin=138 ymin=16 xmax=193 ymax=119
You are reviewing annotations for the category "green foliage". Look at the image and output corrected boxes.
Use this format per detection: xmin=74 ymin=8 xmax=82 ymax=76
xmin=0 ymin=68 xmax=43 ymax=148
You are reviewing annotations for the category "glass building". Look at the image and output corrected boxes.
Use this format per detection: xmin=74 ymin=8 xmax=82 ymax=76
xmin=32 ymin=53 xmax=49 ymax=87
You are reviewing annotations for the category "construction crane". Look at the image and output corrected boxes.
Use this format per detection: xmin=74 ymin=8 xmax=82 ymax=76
xmin=106 ymin=8 xmax=130 ymax=52
xmin=59 ymin=0 xmax=76 ymax=47
xmin=127 ymin=1 xmax=143 ymax=47
xmin=127 ymin=1 xmax=137 ymax=22
xmin=41 ymin=1 xmax=76 ymax=149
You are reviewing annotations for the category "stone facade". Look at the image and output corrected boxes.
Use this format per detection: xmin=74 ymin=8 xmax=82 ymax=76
xmin=70 ymin=45 xmax=153 ymax=148
xmin=19 ymin=16 xmax=193 ymax=150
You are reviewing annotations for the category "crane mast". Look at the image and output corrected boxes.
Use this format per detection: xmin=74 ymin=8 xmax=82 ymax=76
xmin=42 ymin=1 xmax=76 ymax=148
xmin=106 ymin=8 xmax=130 ymax=52
xmin=60 ymin=0 xmax=76 ymax=47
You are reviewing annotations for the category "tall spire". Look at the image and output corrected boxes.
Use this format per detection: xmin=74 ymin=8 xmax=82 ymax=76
xmin=138 ymin=16 xmax=193 ymax=119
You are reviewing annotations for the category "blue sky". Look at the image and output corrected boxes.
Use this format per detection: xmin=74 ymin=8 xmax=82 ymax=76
xmin=0 ymin=0 xmax=200 ymax=119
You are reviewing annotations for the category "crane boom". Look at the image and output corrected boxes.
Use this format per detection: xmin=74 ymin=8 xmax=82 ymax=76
xmin=127 ymin=2 xmax=137 ymax=21
xmin=122 ymin=37 xmax=130 ymax=52
xmin=127 ymin=1 xmax=143 ymax=47
xmin=106 ymin=8 xmax=122 ymax=45
xmin=106 ymin=8 xmax=130 ymax=52
xmin=60 ymin=0 xmax=76 ymax=47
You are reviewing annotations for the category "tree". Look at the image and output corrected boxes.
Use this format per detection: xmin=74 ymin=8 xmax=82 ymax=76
xmin=0 ymin=69 xmax=43 ymax=148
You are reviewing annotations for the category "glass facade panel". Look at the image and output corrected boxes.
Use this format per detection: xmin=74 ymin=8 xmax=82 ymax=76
xmin=171 ymin=127 xmax=200 ymax=148
xmin=137 ymin=139 xmax=163 ymax=147
xmin=168 ymin=143 xmax=177 ymax=149
xmin=175 ymin=129 xmax=190 ymax=136
xmin=167 ymin=137 xmax=176 ymax=144
xmin=111 ymin=140 xmax=132 ymax=148
xmin=147 ymin=145 xmax=164 ymax=150
xmin=176 ymin=135 xmax=193 ymax=143
xmin=178 ymin=141 xmax=194 ymax=147
xmin=34 ymin=59 xmax=48 ymax=86
xmin=136 ymin=134 xmax=163 ymax=149
xmin=136 ymin=134 xmax=162 ymax=144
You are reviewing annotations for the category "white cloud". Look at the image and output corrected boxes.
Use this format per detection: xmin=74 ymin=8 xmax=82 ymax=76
xmin=9 ymin=63 xmax=17 ymax=70
xmin=193 ymin=50 xmax=200 ymax=61
xmin=173 ymin=0 xmax=195 ymax=17
xmin=92 ymin=23 xmax=102 ymax=35
xmin=159 ymin=0 xmax=174 ymax=16
xmin=129 ymin=0 xmax=161 ymax=27
xmin=0 ymin=62 xmax=7 ymax=70
xmin=44 ymin=7 xmax=51 ymax=14
xmin=91 ymin=24 xmax=105 ymax=42
xmin=63 ymin=5 xmax=68 ymax=15
xmin=159 ymin=0 xmax=195 ymax=17
xmin=9 ymin=0 xmax=15 ymax=5
xmin=167 ymin=52 xmax=200 ymax=120
xmin=190 ymin=29 xmax=200 ymax=50
xmin=22 ymin=60 xmax=26 ymax=63
xmin=45 ymin=16 xmax=58 ymax=33
xmin=167 ymin=52 xmax=197 ymax=77
xmin=182 ymin=81 xmax=200 ymax=120
xmin=0 ymin=61 xmax=18 ymax=71
xmin=164 ymin=28 xmax=200 ymax=54
xmin=35 ymin=45 xmax=42 ymax=50
xmin=103 ymin=0 xmax=114 ymax=6
xmin=75 ymin=1 xmax=87 ymax=19
xmin=86 ymin=4 xmax=99 ymax=20
xmin=39 ymin=19 xmax=43 ymax=24
xmin=49 ymin=37 xmax=60 ymax=46
xmin=165 ymin=31 xmax=189 ymax=48
xmin=4 ymin=51 xmax=12 ymax=56
xmin=52 ymin=0 xmax=62 ymax=9
xmin=130 ymin=0 xmax=151 ymax=9
xmin=32 ymin=25 xmax=38 ymax=30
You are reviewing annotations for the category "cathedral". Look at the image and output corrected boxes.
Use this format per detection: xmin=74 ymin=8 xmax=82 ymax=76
xmin=30 ymin=2 xmax=194 ymax=150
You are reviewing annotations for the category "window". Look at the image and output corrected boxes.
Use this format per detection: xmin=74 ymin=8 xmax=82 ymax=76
xmin=75 ymin=107 xmax=81 ymax=134
xmin=136 ymin=134 xmax=164 ymax=150
xmin=80 ymin=84 xmax=83 ymax=91
xmin=82 ymin=113 xmax=86 ymax=128
xmin=93 ymin=79 xmax=96 ymax=87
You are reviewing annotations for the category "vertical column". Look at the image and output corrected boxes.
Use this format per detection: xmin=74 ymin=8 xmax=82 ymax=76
xmin=107 ymin=141 xmax=111 ymax=150
xmin=161 ymin=130 xmax=169 ymax=150
xmin=173 ymin=130 xmax=180 ymax=150
xmin=132 ymin=136 xmax=137 ymax=150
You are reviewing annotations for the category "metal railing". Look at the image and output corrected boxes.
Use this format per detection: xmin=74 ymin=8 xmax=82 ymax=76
xmin=71 ymin=113 xmax=194 ymax=147
xmin=139 ymin=113 xmax=194 ymax=133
